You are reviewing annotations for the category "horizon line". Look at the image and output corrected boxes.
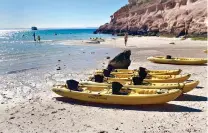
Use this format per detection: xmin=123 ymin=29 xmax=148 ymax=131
xmin=0 ymin=27 xmax=99 ymax=30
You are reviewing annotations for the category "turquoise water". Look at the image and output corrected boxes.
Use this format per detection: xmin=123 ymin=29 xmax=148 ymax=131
xmin=0 ymin=29 xmax=111 ymax=41
xmin=0 ymin=29 xmax=115 ymax=75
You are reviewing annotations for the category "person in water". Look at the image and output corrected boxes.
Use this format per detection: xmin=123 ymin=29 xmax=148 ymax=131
xmin=37 ymin=35 xmax=41 ymax=42
xmin=124 ymin=32 xmax=128 ymax=46
xmin=33 ymin=33 xmax=36 ymax=41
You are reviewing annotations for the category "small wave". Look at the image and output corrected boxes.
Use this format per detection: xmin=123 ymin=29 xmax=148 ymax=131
xmin=0 ymin=57 xmax=18 ymax=62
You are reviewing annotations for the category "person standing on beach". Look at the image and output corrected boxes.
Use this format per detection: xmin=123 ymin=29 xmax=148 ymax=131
xmin=124 ymin=32 xmax=128 ymax=46
xmin=37 ymin=35 xmax=41 ymax=42
xmin=33 ymin=33 xmax=36 ymax=41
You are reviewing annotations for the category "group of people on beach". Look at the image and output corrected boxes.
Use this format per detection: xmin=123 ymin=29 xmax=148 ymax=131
xmin=33 ymin=33 xmax=41 ymax=42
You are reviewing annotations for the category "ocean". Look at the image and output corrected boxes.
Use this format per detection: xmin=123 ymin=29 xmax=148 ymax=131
xmin=0 ymin=29 xmax=115 ymax=75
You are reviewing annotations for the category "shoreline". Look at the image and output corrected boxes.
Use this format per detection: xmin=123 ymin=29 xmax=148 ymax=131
xmin=57 ymin=36 xmax=207 ymax=48
xmin=0 ymin=36 xmax=207 ymax=133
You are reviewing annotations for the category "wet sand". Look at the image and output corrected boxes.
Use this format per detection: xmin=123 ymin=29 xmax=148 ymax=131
xmin=0 ymin=37 xmax=207 ymax=133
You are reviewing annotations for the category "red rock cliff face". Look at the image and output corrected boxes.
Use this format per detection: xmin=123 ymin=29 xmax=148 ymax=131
xmin=95 ymin=0 xmax=207 ymax=37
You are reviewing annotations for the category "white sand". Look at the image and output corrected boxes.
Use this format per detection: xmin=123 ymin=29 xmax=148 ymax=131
xmin=0 ymin=37 xmax=207 ymax=133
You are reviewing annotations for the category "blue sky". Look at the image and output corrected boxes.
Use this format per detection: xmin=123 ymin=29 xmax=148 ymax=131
xmin=0 ymin=0 xmax=128 ymax=28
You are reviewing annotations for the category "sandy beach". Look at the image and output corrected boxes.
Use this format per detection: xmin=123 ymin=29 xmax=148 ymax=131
xmin=0 ymin=37 xmax=207 ymax=133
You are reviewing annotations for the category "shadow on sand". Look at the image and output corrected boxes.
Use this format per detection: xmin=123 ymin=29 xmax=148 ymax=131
xmin=55 ymin=97 xmax=201 ymax=112
xmin=175 ymin=94 xmax=207 ymax=101
xmin=185 ymin=64 xmax=208 ymax=66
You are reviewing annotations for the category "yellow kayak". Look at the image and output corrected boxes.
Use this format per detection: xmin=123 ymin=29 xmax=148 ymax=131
xmin=103 ymin=73 xmax=185 ymax=79
xmin=147 ymin=56 xmax=207 ymax=65
xmin=95 ymin=69 xmax=181 ymax=75
xmin=90 ymin=74 xmax=191 ymax=83
xmin=52 ymin=82 xmax=181 ymax=105
xmin=80 ymin=80 xmax=199 ymax=93
xmin=144 ymin=74 xmax=191 ymax=83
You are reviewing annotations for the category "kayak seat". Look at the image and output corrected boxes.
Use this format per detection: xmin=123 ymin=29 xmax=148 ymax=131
xmin=139 ymin=69 xmax=147 ymax=79
xmin=103 ymin=69 xmax=111 ymax=77
xmin=94 ymin=75 xmax=104 ymax=83
xmin=139 ymin=67 xmax=146 ymax=72
xmin=66 ymin=80 xmax=82 ymax=91
xmin=132 ymin=77 xmax=144 ymax=85
xmin=166 ymin=55 xmax=172 ymax=59
xmin=112 ymin=82 xmax=128 ymax=95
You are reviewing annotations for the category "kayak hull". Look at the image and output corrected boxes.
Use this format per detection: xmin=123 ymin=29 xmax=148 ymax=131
xmin=182 ymin=80 xmax=199 ymax=93
xmin=81 ymin=80 xmax=198 ymax=93
xmin=109 ymin=72 xmax=184 ymax=78
xmin=52 ymin=86 xmax=181 ymax=105
xmin=147 ymin=56 xmax=207 ymax=65
xmin=95 ymin=69 xmax=182 ymax=75
xmin=144 ymin=74 xmax=191 ymax=83
xmin=103 ymin=74 xmax=191 ymax=83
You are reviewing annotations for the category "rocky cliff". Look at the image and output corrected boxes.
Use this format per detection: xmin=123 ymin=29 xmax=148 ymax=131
xmin=95 ymin=0 xmax=207 ymax=37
